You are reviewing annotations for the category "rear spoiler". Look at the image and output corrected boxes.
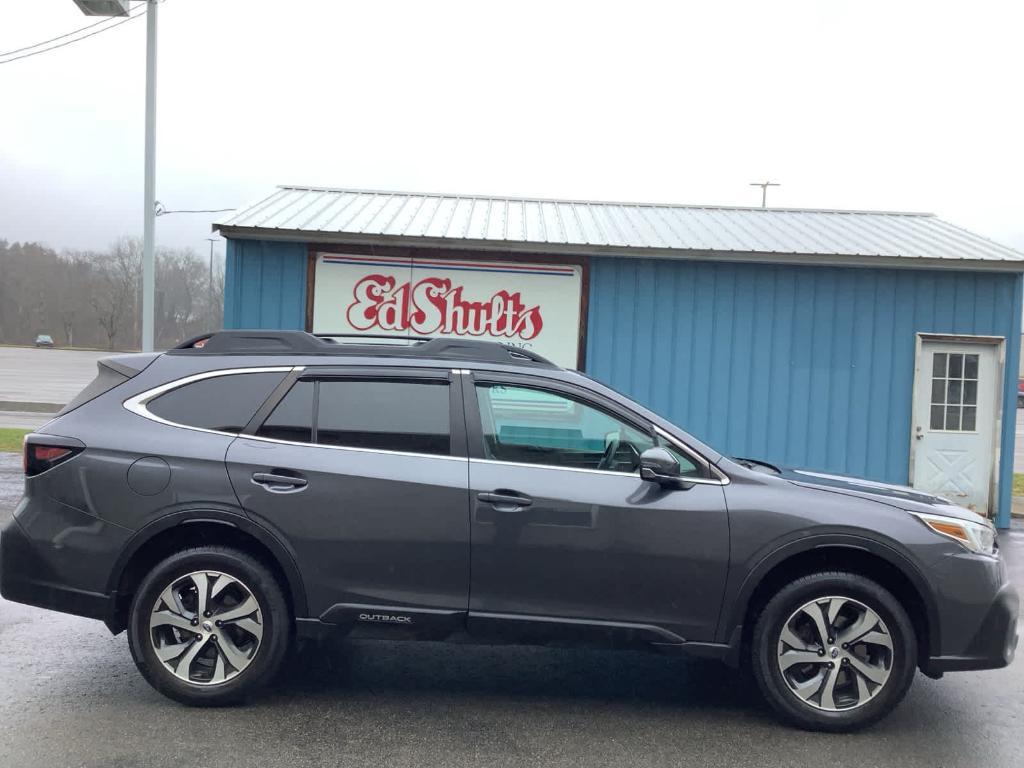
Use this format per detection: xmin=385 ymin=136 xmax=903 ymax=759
xmin=55 ymin=352 xmax=161 ymax=417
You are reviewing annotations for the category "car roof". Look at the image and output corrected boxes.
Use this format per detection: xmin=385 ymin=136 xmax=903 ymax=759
xmin=169 ymin=330 xmax=560 ymax=370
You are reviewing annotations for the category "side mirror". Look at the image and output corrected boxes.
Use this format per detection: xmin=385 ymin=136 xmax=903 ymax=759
xmin=639 ymin=446 xmax=689 ymax=488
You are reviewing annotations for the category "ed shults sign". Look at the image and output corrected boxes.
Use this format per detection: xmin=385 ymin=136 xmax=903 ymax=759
xmin=311 ymin=254 xmax=584 ymax=367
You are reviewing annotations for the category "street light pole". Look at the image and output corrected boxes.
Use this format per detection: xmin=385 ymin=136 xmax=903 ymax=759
xmin=141 ymin=0 xmax=158 ymax=351
xmin=73 ymin=0 xmax=157 ymax=351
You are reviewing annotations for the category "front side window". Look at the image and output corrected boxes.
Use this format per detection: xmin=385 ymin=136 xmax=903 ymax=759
xmin=146 ymin=371 xmax=286 ymax=433
xmin=476 ymin=383 xmax=700 ymax=475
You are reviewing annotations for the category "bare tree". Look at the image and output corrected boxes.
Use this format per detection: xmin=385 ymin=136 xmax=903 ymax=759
xmin=90 ymin=237 xmax=142 ymax=350
xmin=0 ymin=236 xmax=225 ymax=349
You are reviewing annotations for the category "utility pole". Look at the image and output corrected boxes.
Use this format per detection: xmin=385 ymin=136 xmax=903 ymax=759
xmin=749 ymin=180 xmax=780 ymax=208
xmin=205 ymin=238 xmax=217 ymax=330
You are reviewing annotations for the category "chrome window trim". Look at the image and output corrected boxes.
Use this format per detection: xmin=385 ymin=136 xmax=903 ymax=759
xmin=123 ymin=366 xmax=301 ymax=437
xmin=234 ymin=434 xmax=466 ymax=462
xmin=469 ymin=457 xmax=729 ymax=485
xmin=124 ymin=365 xmax=464 ymax=462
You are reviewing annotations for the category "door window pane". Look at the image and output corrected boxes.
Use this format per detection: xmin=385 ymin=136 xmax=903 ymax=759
xmin=945 ymin=406 xmax=960 ymax=431
xmin=964 ymin=354 xmax=979 ymax=379
xmin=147 ymin=371 xmax=286 ymax=433
xmin=316 ymin=380 xmax=450 ymax=455
xmin=928 ymin=349 xmax=981 ymax=432
xmin=948 ymin=353 xmax=963 ymax=378
xmin=962 ymin=406 xmax=977 ymax=431
xmin=476 ymin=383 xmax=702 ymax=476
xmin=257 ymin=380 xmax=314 ymax=443
xmin=963 ymin=380 xmax=977 ymax=406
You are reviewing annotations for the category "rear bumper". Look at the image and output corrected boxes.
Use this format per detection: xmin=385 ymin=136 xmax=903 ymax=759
xmin=924 ymin=579 xmax=1019 ymax=675
xmin=1 ymin=517 xmax=115 ymax=623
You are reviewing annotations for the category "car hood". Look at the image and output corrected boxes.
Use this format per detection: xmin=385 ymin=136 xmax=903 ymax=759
xmin=774 ymin=466 xmax=987 ymax=523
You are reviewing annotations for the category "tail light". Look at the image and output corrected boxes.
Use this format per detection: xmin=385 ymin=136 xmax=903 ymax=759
xmin=23 ymin=437 xmax=84 ymax=477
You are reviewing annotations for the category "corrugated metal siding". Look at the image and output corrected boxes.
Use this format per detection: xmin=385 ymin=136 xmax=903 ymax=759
xmin=216 ymin=186 xmax=1024 ymax=264
xmin=223 ymin=240 xmax=306 ymax=330
xmin=586 ymin=258 xmax=1022 ymax=526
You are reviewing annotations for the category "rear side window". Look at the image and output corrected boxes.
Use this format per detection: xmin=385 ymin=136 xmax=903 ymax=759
xmin=147 ymin=371 xmax=286 ymax=433
xmin=256 ymin=380 xmax=314 ymax=443
xmin=316 ymin=380 xmax=450 ymax=455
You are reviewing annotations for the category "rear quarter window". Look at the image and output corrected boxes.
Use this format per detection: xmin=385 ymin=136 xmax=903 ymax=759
xmin=146 ymin=371 xmax=286 ymax=433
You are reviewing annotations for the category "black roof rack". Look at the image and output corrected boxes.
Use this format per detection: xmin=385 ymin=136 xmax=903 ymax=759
xmin=169 ymin=331 xmax=558 ymax=368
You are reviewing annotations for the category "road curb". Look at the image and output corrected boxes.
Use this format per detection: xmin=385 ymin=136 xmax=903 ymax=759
xmin=0 ymin=401 xmax=61 ymax=414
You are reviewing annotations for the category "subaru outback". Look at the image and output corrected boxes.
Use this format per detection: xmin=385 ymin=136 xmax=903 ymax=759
xmin=1 ymin=330 xmax=1017 ymax=731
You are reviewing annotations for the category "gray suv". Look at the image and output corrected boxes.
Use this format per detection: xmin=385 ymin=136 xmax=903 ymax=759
xmin=1 ymin=330 xmax=1017 ymax=731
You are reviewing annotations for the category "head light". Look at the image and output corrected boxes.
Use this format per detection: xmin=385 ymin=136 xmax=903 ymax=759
xmin=914 ymin=512 xmax=996 ymax=555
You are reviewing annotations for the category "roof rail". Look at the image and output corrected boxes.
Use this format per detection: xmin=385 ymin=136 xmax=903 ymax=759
xmin=169 ymin=330 xmax=558 ymax=367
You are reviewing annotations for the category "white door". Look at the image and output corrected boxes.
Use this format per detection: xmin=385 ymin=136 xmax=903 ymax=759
xmin=911 ymin=340 xmax=1000 ymax=514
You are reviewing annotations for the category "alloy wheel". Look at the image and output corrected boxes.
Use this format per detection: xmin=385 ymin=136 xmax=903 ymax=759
xmin=149 ymin=570 xmax=264 ymax=686
xmin=776 ymin=595 xmax=894 ymax=711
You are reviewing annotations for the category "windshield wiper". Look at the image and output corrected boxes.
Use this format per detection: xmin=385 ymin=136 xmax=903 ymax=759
xmin=733 ymin=457 xmax=781 ymax=474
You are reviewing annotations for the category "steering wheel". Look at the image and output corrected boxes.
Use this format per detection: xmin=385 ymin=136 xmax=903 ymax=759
xmin=597 ymin=437 xmax=620 ymax=470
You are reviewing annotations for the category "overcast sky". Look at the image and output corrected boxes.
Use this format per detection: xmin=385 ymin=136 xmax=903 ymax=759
xmin=2 ymin=0 xmax=1022 ymax=263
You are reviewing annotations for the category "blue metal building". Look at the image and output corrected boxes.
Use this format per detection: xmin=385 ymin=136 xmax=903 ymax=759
xmin=215 ymin=187 xmax=1024 ymax=527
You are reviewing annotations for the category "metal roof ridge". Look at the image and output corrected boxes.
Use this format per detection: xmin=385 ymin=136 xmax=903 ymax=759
xmin=271 ymin=184 xmax=935 ymax=218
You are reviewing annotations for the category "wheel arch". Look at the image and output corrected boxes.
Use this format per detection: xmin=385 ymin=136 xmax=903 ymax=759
xmin=106 ymin=509 xmax=307 ymax=633
xmin=723 ymin=536 xmax=940 ymax=670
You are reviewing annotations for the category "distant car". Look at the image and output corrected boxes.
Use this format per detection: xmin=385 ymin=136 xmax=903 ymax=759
xmin=1018 ymin=378 xmax=1024 ymax=408
xmin=34 ymin=334 xmax=54 ymax=348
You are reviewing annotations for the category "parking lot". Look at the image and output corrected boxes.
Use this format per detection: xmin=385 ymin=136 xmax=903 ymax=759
xmin=0 ymin=346 xmax=1022 ymax=766
xmin=0 ymin=443 xmax=1020 ymax=767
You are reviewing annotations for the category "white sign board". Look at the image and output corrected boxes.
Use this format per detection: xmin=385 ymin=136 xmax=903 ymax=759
xmin=312 ymin=253 xmax=583 ymax=368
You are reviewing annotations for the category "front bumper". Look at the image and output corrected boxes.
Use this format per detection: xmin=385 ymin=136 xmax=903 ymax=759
xmin=1 ymin=517 xmax=115 ymax=623
xmin=924 ymin=578 xmax=1019 ymax=675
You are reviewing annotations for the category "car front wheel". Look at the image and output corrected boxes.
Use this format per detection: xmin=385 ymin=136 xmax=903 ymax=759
xmin=127 ymin=546 xmax=291 ymax=706
xmin=752 ymin=571 xmax=917 ymax=731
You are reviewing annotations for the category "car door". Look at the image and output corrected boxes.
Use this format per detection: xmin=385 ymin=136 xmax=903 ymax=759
xmin=225 ymin=366 xmax=470 ymax=633
xmin=462 ymin=372 xmax=730 ymax=646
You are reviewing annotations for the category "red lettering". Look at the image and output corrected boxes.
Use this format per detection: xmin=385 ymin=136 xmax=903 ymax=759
xmin=344 ymin=274 xmax=543 ymax=341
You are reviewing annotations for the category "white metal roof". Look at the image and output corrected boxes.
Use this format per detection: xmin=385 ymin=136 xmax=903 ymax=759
xmin=214 ymin=186 xmax=1024 ymax=269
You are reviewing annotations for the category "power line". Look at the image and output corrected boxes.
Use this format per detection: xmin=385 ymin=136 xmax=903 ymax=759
xmin=0 ymin=5 xmax=149 ymax=66
xmin=0 ymin=14 xmax=117 ymax=58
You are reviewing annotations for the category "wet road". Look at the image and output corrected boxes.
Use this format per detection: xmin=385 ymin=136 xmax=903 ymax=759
xmin=0 ymin=451 xmax=1021 ymax=768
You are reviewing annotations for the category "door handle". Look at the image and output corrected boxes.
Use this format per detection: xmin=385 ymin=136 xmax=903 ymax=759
xmin=478 ymin=491 xmax=532 ymax=510
xmin=252 ymin=472 xmax=307 ymax=491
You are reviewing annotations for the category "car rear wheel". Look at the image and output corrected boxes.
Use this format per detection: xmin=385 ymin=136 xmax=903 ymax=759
xmin=751 ymin=571 xmax=916 ymax=731
xmin=127 ymin=546 xmax=291 ymax=706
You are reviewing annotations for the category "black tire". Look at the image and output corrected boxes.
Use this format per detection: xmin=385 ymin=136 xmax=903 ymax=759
xmin=127 ymin=546 xmax=291 ymax=706
xmin=751 ymin=571 xmax=916 ymax=732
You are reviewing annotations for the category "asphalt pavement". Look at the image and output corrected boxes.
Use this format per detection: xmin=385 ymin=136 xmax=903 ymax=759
xmin=0 ymin=347 xmax=111 ymax=430
xmin=0 ymin=346 xmax=108 ymax=408
xmin=0 ymin=451 xmax=1021 ymax=767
